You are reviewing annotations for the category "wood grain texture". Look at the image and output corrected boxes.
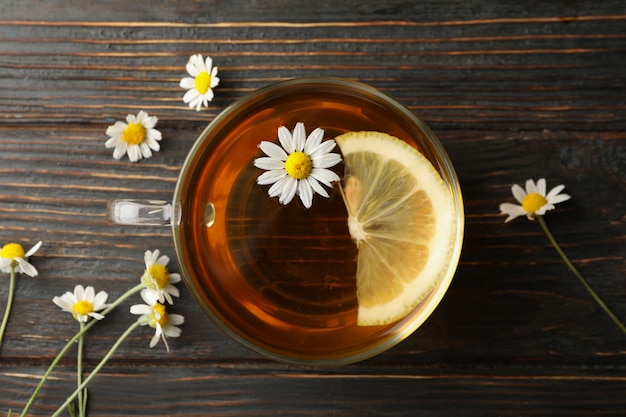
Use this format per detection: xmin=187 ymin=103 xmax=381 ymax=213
xmin=0 ymin=0 xmax=625 ymax=415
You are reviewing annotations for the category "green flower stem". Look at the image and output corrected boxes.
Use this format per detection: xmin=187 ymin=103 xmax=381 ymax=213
xmin=51 ymin=320 xmax=142 ymax=417
xmin=0 ymin=265 xmax=16 ymax=351
xmin=19 ymin=283 xmax=144 ymax=417
xmin=537 ymin=215 xmax=626 ymax=334
xmin=77 ymin=321 xmax=86 ymax=417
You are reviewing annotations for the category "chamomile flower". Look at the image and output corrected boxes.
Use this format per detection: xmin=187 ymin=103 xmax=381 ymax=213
xmin=499 ymin=177 xmax=626 ymax=334
xmin=179 ymin=54 xmax=220 ymax=111
xmin=53 ymin=285 xmax=109 ymax=323
xmin=0 ymin=240 xmax=42 ymax=277
xmin=130 ymin=290 xmax=184 ymax=351
xmin=254 ymin=122 xmax=342 ymax=208
xmin=499 ymin=178 xmax=571 ymax=222
xmin=140 ymin=249 xmax=181 ymax=305
xmin=105 ymin=111 xmax=162 ymax=162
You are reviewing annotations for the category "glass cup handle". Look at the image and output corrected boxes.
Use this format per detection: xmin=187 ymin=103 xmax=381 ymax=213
xmin=106 ymin=199 xmax=172 ymax=226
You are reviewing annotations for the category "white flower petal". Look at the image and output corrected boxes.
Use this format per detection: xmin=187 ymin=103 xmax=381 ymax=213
xmin=106 ymin=121 xmax=127 ymax=136
xmin=84 ymin=286 xmax=95 ymax=301
xmin=259 ymin=141 xmax=288 ymax=160
xmin=254 ymin=157 xmax=285 ymax=171
xmin=536 ymin=178 xmax=546 ymax=196
xmin=188 ymin=95 xmax=204 ymax=111
xmin=140 ymin=143 xmax=153 ymax=159
xmin=210 ymin=72 xmax=220 ymax=88
xmin=292 ymin=122 xmax=306 ymax=152
xmin=548 ymin=193 xmax=571 ymax=205
xmin=15 ymin=258 xmax=37 ymax=276
xmin=186 ymin=54 xmax=205 ymax=77
xmin=303 ymin=127 xmax=324 ymax=154
xmin=142 ymin=115 xmax=158 ymax=129
xmin=113 ymin=142 xmax=128 ymax=159
xmin=179 ymin=77 xmax=195 ymax=89
xmin=268 ymin=175 xmax=290 ymax=198
xmin=306 ymin=176 xmax=330 ymax=198
xmin=0 ymin=258 xmax=12 ymax=271
xmin=127 ymin=145 xmax=141 ymax=162
xmin=278 ymin=126 xmax=295 ymax=154
xmin=511 ymin=184 xmax=526 ymax=204
xmin=169 ymin=273 xmax=181 ymax=284
xmin=204 ymin=89 xmax=214 ymax=102
xmin=72 ymin=286 xmax=83 ymax=301
xmin=164 ymin=284 xmax=180 ymax=298
xmin=146 ymin=138 xmax=161 ymax=152
xmin=312 ymin=152 xmax=342 ymax=169
xmin=183 ymin=88 xmax=200 ymax=104
xmin=297 ymin=180 xmax=313 ymax=208
xmin=52 ymin=295 xmax=74 ymax=312
xmin=104 ymin=137 xmax=119 ymax=149
xmin=89 ymin=312 xmax=105 ymax=321
xmin=546 ymin=184 xmax=566 ymax=200
xmin=204 ymin=56 xmax=213 ymax=72
xmin=310 ymin=168 xmax=340 ymax=187
xmin=163 ymin=324 xmax=182 ymax=338
xmin=149 ymin=330 xmax=162 ymax=348
xmin=145 ymin=249 xmax=158 ymax=266
xmin=525 ymin=179 xmax=537 ymax=194
xmin=499 ymin=202 xmax=527 ymax=223
xmin=130 ymin=304 xmax=152 ymax=315
xmin=279 ymin=178 xmax=298 ymax=205
xmin=535 ymin=204 xmax=555 ymax=216
xmin=308 ymin=139 xmax=337 ymax=159
xmin=257 ymin=169 xmax=286 ymax=185
xmin=93 ymin=291 xmax=109 ymax=309
xmin=136 ymin=110 xmax=148 ymax=123
xmin=156 ymin=254 xmax=170 ymax=267
xmin=25 ymin=241 xmax=42 ymax=257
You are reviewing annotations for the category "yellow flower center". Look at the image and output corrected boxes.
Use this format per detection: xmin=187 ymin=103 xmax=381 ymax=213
xmin=148 ymin=264 xmax=170 ymax=289
xmin=122 ymin=123 xmax=146 ymax=145
xmin=522 ymin=192 xmax=547 ymax=214
xmin=1 ymin=243 xmax=25 ymax=260
xmin=72 ymin=300 xmax=94 ymax=316
xmin=152 ymin=303 xmax=169 ymax=327
xmin=195 ymin=71 xmax=211 ymax=94
xmin=285 ymin=151 xmax=313 ymax=180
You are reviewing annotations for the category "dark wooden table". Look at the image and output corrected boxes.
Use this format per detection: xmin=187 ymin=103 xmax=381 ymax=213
xmin=1 ymin=1 xmax=625 ymax=415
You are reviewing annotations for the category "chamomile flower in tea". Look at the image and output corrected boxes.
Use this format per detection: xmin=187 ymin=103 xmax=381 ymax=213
xmin=254 ymin=122 xmax=342 ymax=208
xmin=180 ymin=54 xmax=220 ymax=111
xmin=105 ymin=111 xmax=162 ymax=162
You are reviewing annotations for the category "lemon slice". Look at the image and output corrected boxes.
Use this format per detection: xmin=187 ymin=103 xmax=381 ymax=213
xmin=335 ymin=131 xmax=457 ymax=326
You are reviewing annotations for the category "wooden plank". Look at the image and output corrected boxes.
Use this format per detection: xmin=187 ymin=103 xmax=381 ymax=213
xmin=4 ymin=365 xmax=626 ymax=416
xmin=0 ymin=14 xmax=624 ymax=129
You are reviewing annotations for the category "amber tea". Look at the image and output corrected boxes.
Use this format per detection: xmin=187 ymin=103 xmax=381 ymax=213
xmin=172 ymin=78 xmax=463 ymax=365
